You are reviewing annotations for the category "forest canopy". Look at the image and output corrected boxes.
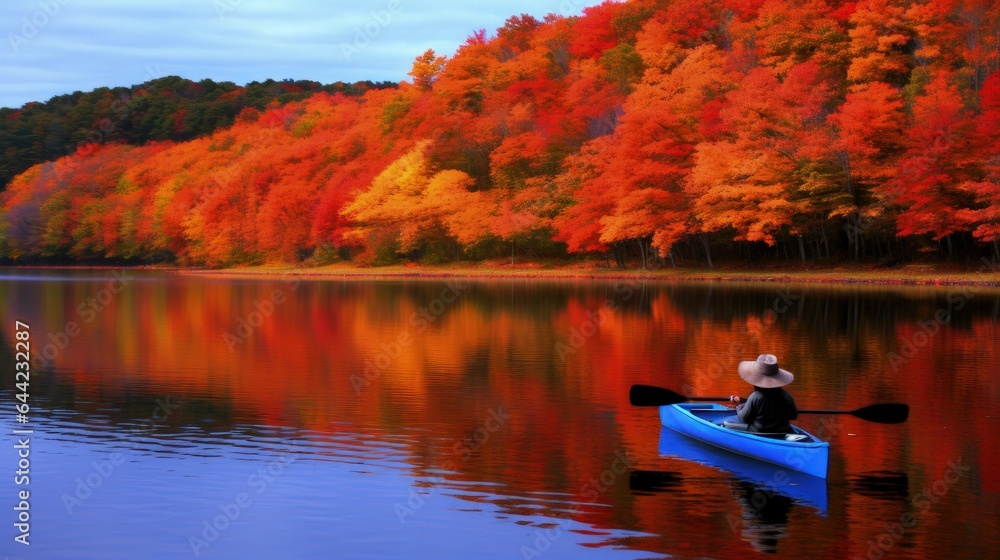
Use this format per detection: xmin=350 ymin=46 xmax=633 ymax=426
xmin=2 ymin=0 xmax=999 ymax=268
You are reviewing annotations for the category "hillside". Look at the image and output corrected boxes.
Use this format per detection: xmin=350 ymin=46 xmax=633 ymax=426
xmin=2 ymin=0 xmax=999 ymax=268
xmin=0 ymin=76 xmax=395 ymax=188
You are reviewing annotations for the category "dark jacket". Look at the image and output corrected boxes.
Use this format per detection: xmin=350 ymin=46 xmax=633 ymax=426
xmin=736 ymin=387 xmax=798 ymax=433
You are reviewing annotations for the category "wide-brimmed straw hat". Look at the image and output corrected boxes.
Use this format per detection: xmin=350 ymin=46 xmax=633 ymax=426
xmin=738 ymin=354 xmax=794 ymax=388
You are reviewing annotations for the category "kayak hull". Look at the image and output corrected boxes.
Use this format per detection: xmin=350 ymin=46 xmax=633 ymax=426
xmin=660 ymin=403 xmax=829 ymax=478
xmin=657 ymin=427 xmax=828 ymax=511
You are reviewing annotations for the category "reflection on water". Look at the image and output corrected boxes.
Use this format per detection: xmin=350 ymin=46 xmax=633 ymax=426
xmin=0 ymin=269 xmax=997 ymax=559
xmin=628 ymin=470 xmax=683 ymax=495
xmin=730 ymin=479 xmax=794 ymax=555
xmin=847 ymin=472 xmax=911 ymax=500
xmin=655 ymin=427 xmax=829 ymax=512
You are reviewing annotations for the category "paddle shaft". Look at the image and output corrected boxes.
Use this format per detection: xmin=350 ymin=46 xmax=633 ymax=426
xmin=800 ymin=409 xmax=864 ymax=415
xmin=628 ymin=385 xmax=909 ymax=423
xmin=667 ymin=398 xmax=891 ymax=416
xmin=661 ymin=396 xmax=882 ymax=415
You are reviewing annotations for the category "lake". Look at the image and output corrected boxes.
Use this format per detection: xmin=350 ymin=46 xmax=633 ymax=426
xmin=0 ymin=269 xmax=996 ymax=559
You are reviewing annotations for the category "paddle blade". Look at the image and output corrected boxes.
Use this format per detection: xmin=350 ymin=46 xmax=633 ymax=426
xmin=629 ymin=385 xmax=686 ymax=407
xmin=852 ymin=403 xmax=909 ymax=424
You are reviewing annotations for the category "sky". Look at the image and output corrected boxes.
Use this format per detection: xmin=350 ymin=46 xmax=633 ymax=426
xmin=1 ymin=0 xmax=594 ymax=109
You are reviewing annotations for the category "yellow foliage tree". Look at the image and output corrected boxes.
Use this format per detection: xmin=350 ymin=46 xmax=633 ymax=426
xmin=341 ymin=141 xmax=489 ymax=252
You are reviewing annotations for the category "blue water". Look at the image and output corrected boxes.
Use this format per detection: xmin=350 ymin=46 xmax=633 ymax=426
xmin=2 ymin=411 xmax=650 ymax=559
xmin=0 ymin=269 xmax=996 ymax=559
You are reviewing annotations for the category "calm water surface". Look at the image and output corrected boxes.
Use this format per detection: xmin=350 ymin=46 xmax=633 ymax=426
xmin=0 ymin=269 xmax=997 ymax=559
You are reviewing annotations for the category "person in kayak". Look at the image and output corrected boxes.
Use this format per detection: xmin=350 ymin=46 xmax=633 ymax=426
xmin=728 ymin=354 xmax=798 ymax=434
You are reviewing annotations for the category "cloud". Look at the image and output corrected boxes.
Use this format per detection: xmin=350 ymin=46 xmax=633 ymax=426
xmin=0 ymin=0 xmax=591 ymax=108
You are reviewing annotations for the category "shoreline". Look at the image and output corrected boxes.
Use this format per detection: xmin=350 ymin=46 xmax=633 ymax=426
xmin=5 ymin=262 xmax=1000 ymax=287
xmin=180 ymin=262 xmax=1000 ymax=288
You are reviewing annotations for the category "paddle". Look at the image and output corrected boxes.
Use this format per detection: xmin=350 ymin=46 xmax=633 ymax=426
xmin=629 ymin=385 xmax=909 ymax=424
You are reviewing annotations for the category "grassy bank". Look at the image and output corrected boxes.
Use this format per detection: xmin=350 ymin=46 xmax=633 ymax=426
xmin=186 ymin=259 xmax=1000 ymax=287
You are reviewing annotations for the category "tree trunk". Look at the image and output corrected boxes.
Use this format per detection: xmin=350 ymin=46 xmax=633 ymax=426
xmin=838 ymin=150 xmax=863 ymax=261
xmin=668 ymin=250 xmax=676 ymax=268
xmin=853 ymin=215 xmax=861 ymax=261
xmin=798 ymin=235 xmax=806 ymax=263
xmin=687 ymin=236 xmax=700 ymax=266
xmin=636 ymin=239 xmax=647 ymax=270
xmin=993 ymin=240 xmax=999 ymax=263
xmin=699 ymin=234 xmax=713 ymax=269
xmin=821 ymin=224 xmax=830 ymax=258
xmin=613 ymin=243 xmax=627 ymax=269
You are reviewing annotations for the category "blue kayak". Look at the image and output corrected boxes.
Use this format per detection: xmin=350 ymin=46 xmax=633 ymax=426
xmin=657 ymin=427 xmax=828 ymax=511
xmin=660 ymin=403 xmax=830 ymax=478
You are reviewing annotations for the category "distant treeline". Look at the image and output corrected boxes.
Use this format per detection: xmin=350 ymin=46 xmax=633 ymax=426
xmin=0 ymin=77 xmax=396 ymax=188
xmin=2 ymin=0 xmax=1000 ymax=268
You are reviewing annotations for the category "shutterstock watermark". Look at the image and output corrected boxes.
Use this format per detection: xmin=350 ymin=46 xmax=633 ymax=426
xmin=853 ymin=458 xmax=970 ymax=560
xmin=394 ymin=405 xmax=510 ymax=523
xmin=340 ymin=0 xmax=403 ymax=62
xmin=8 ymin=0 xmax=72 ymax=54
xmin=351 ymin=280 xmax=468 ymax=394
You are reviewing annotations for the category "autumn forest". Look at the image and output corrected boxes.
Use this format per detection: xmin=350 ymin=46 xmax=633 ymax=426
xmin=2 ymin=0 xmax=1000 ymax=268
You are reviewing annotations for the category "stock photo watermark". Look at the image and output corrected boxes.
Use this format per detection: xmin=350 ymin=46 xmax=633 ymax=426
xmin=32 ymin=270 xmax=135 ymax=370
xmin=214 ymin=0 xmax=243 ymax=20
xmin=853 ymin=457 xmax=970 ymax=560
xmin=340 ymin=0 xmax=402 ymax=62
xmin=885 ymin=254 xmax=1000 ymax=373
xmin=8 ymin=0 xmax=72 ymax=54
xmin=189 ymin=453 xmax=296 ymax=556
xmin=394 ymin=405 xmax=510 ymax=523
xmin=555 ymin=282 xmax=638 ymax=362
xmin=518 ymin=450 xmax=637 ymax=559
xmin=223 ymin=276 xmax=301 ymax=352
xmin=351 ymin=280 xmax=468 ymax=394
xmin=682 ymin=287 xmax=801 ymax=396
xmin=49 ymin=63 xmax=163 ymax=178
xmin=61 ymin=396 xmax=182 ymax=514
xmin=886 ymin=287 xmax=973 ymax=372
xmin=727 ymin=416 xmax=841 ymax=535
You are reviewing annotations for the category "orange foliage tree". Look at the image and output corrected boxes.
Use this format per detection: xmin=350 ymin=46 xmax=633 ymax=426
xmin=890 ymin=73 xmax=976 ymax=246
xmin=958 ymin=72 xmax=1000 ymax=252
xmin=341 ymin=142 xmax=488 ymax=258
xmin=688 ymin=63 xmax=830 ymax=247
xmin=4 ymin=0 xmax=1000 ymax=267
